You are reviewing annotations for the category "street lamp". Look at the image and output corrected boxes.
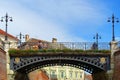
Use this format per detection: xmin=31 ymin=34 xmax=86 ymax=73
xmin=17 ymin=32 xmax=24 ymax=45
xmin=108 ymin=14 xmax=119 ymax=41
xmin=1 ymin=13 xmax=13 ymax=41
xmin=93 ymin=33 xmax=101 ymax=50
xmin=93 ymin=33 xmax=101 ymax=45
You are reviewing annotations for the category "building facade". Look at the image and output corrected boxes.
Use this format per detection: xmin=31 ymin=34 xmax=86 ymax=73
xmin=0 ymin=29 xmax=19 ymax=80
xmin=43 ymin=66 xmax=84 ymax=80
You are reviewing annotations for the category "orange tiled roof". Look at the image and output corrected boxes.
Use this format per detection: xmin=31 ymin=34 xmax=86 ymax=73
xmin=27 ymin=38 xmax=48 ymax=42
xmin=0 ymin=29 xmax=19 ymax=41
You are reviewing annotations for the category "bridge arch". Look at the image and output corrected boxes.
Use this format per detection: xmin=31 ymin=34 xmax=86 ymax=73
xmin=16 ymin=57 xmax=104 ymax=74
xmin=10 ymin=53 xmax=110 ymax=80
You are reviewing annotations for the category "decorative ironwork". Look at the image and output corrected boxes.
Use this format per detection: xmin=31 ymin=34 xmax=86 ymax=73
xmin=10 ymin=53 xmax=110 ymax=74
xmin=16 ymin=42 xmax=110 ymax=50
xmin=14 ymin=57 xmax=20 ymax=63
xmin=1 ymin=13 xmax=13 ymax=41
xmin=93 ymin=33 xmax=101 ymax=50
xmin=100 ymin=57 xmax=106 ymax=64
xmin=16 ymin=32 xmax=25 ymax=45
xmin=108 ymin=14 xmax=119 ymax=41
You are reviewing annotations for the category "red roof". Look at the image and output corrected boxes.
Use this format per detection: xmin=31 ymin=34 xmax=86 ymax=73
xmin=0 ymin=29 xmax=19 ymax=41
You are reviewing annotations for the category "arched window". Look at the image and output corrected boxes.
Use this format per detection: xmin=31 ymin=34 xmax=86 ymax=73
xmin=51 ymin=70 xmax=55 ymax=76
xmin=75 ymin=72 xmax=78 ymax=78
xmin=61 ymin=71 xmax=64 ymax=78
xmin=69 ymin=72 xmax=72 ymax=78
xmin=80 ymin=72 xmax=82 ymax=78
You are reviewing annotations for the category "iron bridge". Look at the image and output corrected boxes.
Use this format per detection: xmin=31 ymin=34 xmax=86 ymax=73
xmin=10 ymin=52 xmax=111 ymax=74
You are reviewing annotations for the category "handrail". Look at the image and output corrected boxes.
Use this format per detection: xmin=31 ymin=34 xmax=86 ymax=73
xmin=17 ymin=42 xmax=110 ymax=50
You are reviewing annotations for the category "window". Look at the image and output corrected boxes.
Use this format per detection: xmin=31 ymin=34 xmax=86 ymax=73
xmin=80 ymin=74 xmax=82 ymax=78
xmin=69 ymin=72 xmax=72 ymax=78
xmin=61 ymin=71 xmax=64 ymax=78
xmin=51 ymin=71 xmax=55 ymax=76
xmin=51 ymin=71 xmax=56 ymax=79
xmin=75 ymin=72 xmax=78 ymax=78
xmin=80 ymin=72 xmax=83 ymax=78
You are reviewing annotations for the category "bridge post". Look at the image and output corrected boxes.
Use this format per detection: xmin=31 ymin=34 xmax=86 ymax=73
xmin=110 ymin=41 xmax=118 ymax=56
xmin=107 ymin=41 xmax=118 ymax=80
xmin=3 ymin=41 xmax=14 ymax=80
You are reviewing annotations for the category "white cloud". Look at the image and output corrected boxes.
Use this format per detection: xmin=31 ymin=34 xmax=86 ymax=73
xmin=115 ymin=37 xmax=120 ymax=41
xmin=0 ymin=0 xmax=110 ymax=42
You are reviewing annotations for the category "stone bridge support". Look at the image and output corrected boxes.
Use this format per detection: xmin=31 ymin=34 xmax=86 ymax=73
xmin=3 ymin=41 xmax=14 ymax=80
xmin=108 ymin=41 xmax=118 ymax=80
xmin=14 ymin=72 xmax=29 ymax=80
xmin=92 ymin=71 xmax=108 ymax=80
xmin=113 ymin=50 xmax=120 ymax=80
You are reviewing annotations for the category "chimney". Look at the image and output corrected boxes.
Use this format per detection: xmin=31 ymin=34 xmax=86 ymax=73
xmin=52 ymin=38 xmax=57 ymax=43
xmin=25 ymin=34 xmax=29 ymax=42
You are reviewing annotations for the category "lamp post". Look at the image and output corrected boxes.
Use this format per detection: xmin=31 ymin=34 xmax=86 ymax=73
xmin=93 ymin=33 xmax=101 ymax=50
xmin=93 ymin=33 xmax=101 ymax=45
xmin=17 ymin=32 xmax=24 ymax=45
xmin=108 ymin=14 xmax=119 ymax=41
xmin=1 ymin=13 xmax=13 ymax=41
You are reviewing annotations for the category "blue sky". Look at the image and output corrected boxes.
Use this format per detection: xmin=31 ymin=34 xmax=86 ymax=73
xmin=0 ymin=0 xmax=120 ymax=42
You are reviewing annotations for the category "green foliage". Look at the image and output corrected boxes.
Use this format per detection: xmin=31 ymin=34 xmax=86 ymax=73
xmin=9 ymin=49 xmax=38 ymax=54
xmin=85 ymin=50 xmax=110 ymax=53
xmin=9 ymin=49 xmax=110 ymax=56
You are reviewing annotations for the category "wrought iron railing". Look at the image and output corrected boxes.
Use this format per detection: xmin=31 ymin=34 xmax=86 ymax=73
xmin=17 ymin=42 xmax=110 ymax=50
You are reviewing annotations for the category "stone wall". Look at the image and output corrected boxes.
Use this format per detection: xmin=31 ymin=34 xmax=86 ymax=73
xmin=0 ymin=48 xmax=7 ymax=80
xmin=113 ymin=50 xmax=120 ymax=80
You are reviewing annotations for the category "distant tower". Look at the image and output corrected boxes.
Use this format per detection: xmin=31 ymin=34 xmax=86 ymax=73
xmin=52 ymin=38 xmax=57 ymax=43
xmin=25 ymin=34 xmax=29 ymax=42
